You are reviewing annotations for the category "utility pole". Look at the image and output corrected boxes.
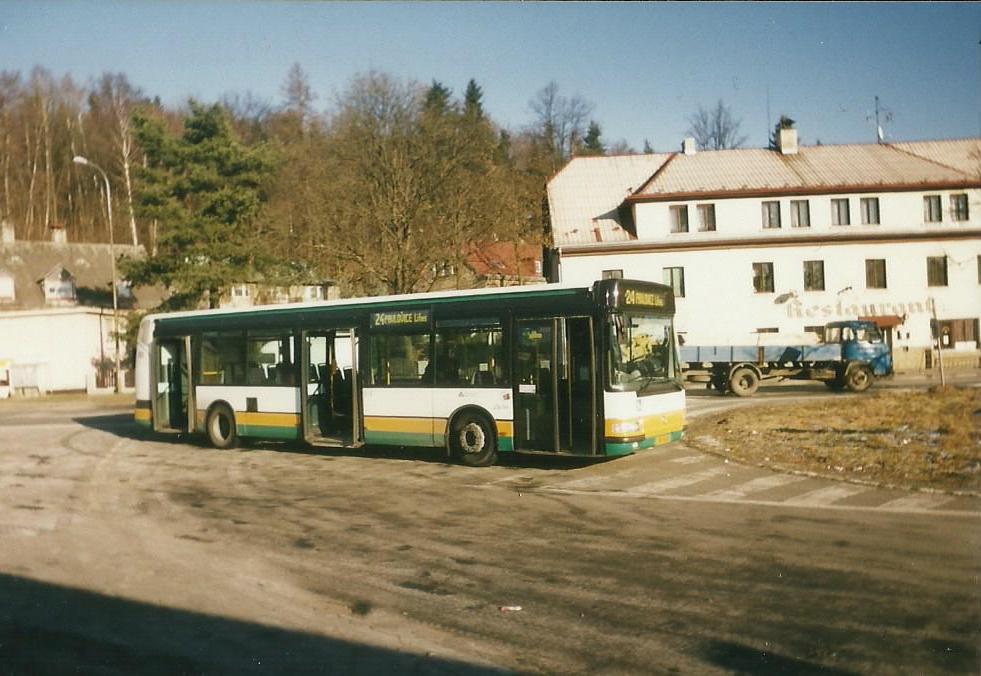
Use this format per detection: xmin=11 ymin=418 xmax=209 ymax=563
xmin=73 ymin=156 xmax=121 ymax=394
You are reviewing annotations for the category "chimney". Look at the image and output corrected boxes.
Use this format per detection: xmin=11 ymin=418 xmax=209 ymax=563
xmin=50 ymin=223 xmax=67 ymax=244
xmin=681 ymin=137 xmax=697 ymax=156
xmin=1 ymin=220 xmax=13 ymax=244
xmin=778 ymin=127 xmax=799 ymax=155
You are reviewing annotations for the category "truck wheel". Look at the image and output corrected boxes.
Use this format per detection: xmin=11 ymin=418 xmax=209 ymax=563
xmin=845 ymin=365 xmax=873 ymax=393
xmin=729 ymin=367 xmax=760 ymax=397
xmin=451 ymin=412 xmax=497 ymax=467
xmin=206 ymin=403 xmax=238 ymax=449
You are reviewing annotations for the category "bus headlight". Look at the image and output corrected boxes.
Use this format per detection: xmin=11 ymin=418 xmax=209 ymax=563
xmin=612 ymin=420 xmax=642 ymax=435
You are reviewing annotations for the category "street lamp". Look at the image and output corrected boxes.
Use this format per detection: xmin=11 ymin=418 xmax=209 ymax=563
xmin=74 ymin=155 xmax=121 ymax=394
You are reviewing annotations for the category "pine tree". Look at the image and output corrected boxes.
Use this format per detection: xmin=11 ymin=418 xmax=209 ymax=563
xmin=123 ymin=102 xmax=275 ymax=309
xmin=463 ymin=79 xmax=484 ymax=119
xmin=581 ymin=121 xmax=604 ymax=155
xmin=424 ymin=81 xmax=453 ymax=115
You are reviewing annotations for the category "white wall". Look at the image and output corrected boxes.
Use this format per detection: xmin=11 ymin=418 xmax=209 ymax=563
xmin=0 ymin=309 xmax=118 ymax=391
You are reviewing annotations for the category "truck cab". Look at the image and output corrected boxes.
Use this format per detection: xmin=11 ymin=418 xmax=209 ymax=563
xmin=823 ymin=320 xmax=893 ymax=377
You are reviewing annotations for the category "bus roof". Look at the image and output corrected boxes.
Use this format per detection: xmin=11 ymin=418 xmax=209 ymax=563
xmin=146 ymin=278 xmax=674 ymax=334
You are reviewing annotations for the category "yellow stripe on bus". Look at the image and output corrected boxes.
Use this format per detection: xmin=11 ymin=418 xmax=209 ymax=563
xmin=194 ymin=409 xmax=299 ymax=429
xmin=236 ymin=412 xmax=299 ymax=428
xmin=364 ymin=416 xmax=437 ymax=434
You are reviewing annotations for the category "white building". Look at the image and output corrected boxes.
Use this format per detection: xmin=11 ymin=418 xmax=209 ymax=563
xmin=547 ymin=132 xmax=980 ymax=369
xmin=0 ymin=222 xmax=155 ymax=394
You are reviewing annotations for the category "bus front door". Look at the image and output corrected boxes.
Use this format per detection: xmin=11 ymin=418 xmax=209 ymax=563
xmin=301 ymin=329 xmax=362 ymax=447
xmin=152 ymin=337 xmax=192 ymax=433
xmin=515 ymin=318 xmax=596 ymax=454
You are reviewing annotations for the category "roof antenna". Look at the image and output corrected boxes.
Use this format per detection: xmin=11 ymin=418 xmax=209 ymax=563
xmin=765 ymin=85 xmax=771 ymax=148
xmin=867 ymin=96 xmax=893 ymax=144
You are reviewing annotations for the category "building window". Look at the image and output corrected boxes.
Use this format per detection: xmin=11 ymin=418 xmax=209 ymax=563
xmin=803 ymin=260 xmax=825 ymax=291
xmin=0 ymin=271 xmax=14 ymax=301
xmin=752 ymin=262 xmax=774 ymax=293
xmin=756 ymin=327 xmax=779 ymax=334
xmin=432 ymin=262 xmax=455 ymax=278
xmin=924 ymin=195 xmax=942 ymax=223
xmin=602 ymin=269 xmax=623 ymax=280
xmin=697 ymin=204 xmax=716 ymax=232
xmin=669 ymin=205 xmax=689 ymax=233
xmin=865 ymin=259 xmax=887 ymax=289
xmin=790 ymin=200 xmax=810 ymax=228
xmin=662 ymin=267 xmax=685 ymax=297
xmin=951 ymin=194 xmax=969 ymax=221
xmin=933 ymin=318 xmax=979 ymax=350
xmin=860 ymin=197 xmax=880 ymax=225
xmin=831 ymin=198 xmax=850 ymax=226
xmin=804 ymin=325 xmax=825 ymax=338
xmin=927 ymin=256 xmax=948 ymax=287
xmin=761 ymin=201 xmax=781 ymax=229
xmin=302 ymin=285 xmax=325 ymax=301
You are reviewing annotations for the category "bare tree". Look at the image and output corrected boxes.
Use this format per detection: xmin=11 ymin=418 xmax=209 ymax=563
xmin=685 ymin=99 xmax=747 ymax=150
xmin=90 ymin=73 xmax=144 ymax=245
xmin=528 ymin=81 xmax=594 ymax=167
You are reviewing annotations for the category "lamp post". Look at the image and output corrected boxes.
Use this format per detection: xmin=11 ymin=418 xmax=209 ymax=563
xmin=74 ymin=156 xmax=121 ymax=393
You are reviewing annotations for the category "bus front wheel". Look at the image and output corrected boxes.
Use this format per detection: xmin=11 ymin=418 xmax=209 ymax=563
xmin=206 ymin=403 xmax=238 ymax=449
xmin=451 ymin=412 xmax=497 ymax=467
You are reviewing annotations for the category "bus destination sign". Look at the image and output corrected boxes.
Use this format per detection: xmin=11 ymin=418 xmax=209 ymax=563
xmin=370 ymin=309 xmax=431 ymax=329
xmin=623 ymin=288 xmax=667 ymax=308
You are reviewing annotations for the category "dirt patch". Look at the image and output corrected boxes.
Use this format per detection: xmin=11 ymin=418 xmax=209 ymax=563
xmin=687 ymin=387 xmax=981 ymax=494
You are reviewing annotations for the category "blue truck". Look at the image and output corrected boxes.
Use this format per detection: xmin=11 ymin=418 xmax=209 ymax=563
xmin=679 ymin=320 xmax=894 ymax=397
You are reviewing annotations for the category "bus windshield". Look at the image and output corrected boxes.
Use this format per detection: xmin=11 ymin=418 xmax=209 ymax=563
xmin=607 ymin=313 xmax=677 ymax=392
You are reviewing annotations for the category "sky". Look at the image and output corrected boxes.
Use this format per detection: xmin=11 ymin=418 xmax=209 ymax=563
xmin=1 ymin=1 xmax=979 ymax=151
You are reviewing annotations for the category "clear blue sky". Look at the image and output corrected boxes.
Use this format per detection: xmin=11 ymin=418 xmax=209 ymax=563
xmin=1 ymin=1 xmax=979 ymax=150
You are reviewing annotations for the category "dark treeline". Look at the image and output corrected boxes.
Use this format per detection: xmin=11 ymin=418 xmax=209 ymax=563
xmin=0 ymin=64 xmax=635 ymax=300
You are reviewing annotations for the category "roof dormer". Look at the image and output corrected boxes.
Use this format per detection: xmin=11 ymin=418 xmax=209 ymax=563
xmin=38 ymin=265 xmax=77 ymax=305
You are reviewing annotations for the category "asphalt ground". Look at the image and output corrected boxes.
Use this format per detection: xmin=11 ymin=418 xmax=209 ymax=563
xmin=0 ymin=380 xmax=977 ymax=674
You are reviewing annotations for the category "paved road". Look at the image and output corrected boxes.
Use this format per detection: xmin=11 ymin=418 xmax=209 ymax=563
xmin=0 ymin=391 xmax=977 ymax=674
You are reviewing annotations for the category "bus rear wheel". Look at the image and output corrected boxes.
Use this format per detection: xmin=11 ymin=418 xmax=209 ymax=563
xmin=451 ymin=412 xmax=497 ymax=467
xmin=206 ymin=403 xmax=238 ymax=449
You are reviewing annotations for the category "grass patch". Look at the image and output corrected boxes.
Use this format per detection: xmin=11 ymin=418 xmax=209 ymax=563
xmin=687 ymin=387 xmax=981 ymax=493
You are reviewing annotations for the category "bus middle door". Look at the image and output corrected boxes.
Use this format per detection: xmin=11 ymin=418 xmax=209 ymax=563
xmin=514 ymin=319 xmax=557 ymax=452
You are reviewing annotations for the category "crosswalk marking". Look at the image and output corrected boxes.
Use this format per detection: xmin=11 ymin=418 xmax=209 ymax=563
xmin=558 ymin=469 xmax=639 ymax=490
xmin=876 ymin=493 xmax=954 ymax=512
xmin=669 ymin=455 xmax=707 ymax=465
xmin=783 ymin=484 xmax=867 ymax=507
xmin=703 ymin=474 xmax=808 ymax=500
xmin=624 ymin=466 xmax=730 ymax=495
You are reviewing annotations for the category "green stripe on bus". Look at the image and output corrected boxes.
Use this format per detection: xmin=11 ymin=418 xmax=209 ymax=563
xmin=238 ymin=424 xmax=301 ymax=440
xmin=364 ymin=431 xmax=435 ymax=447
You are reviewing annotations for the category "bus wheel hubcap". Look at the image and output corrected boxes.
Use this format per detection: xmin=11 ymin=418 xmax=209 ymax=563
xmin=460 ymin=423 xmax=485 ymax=454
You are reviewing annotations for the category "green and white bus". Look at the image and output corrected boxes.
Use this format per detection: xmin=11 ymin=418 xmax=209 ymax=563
xmin=134 ymin=279 xmax=685 ymax=466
